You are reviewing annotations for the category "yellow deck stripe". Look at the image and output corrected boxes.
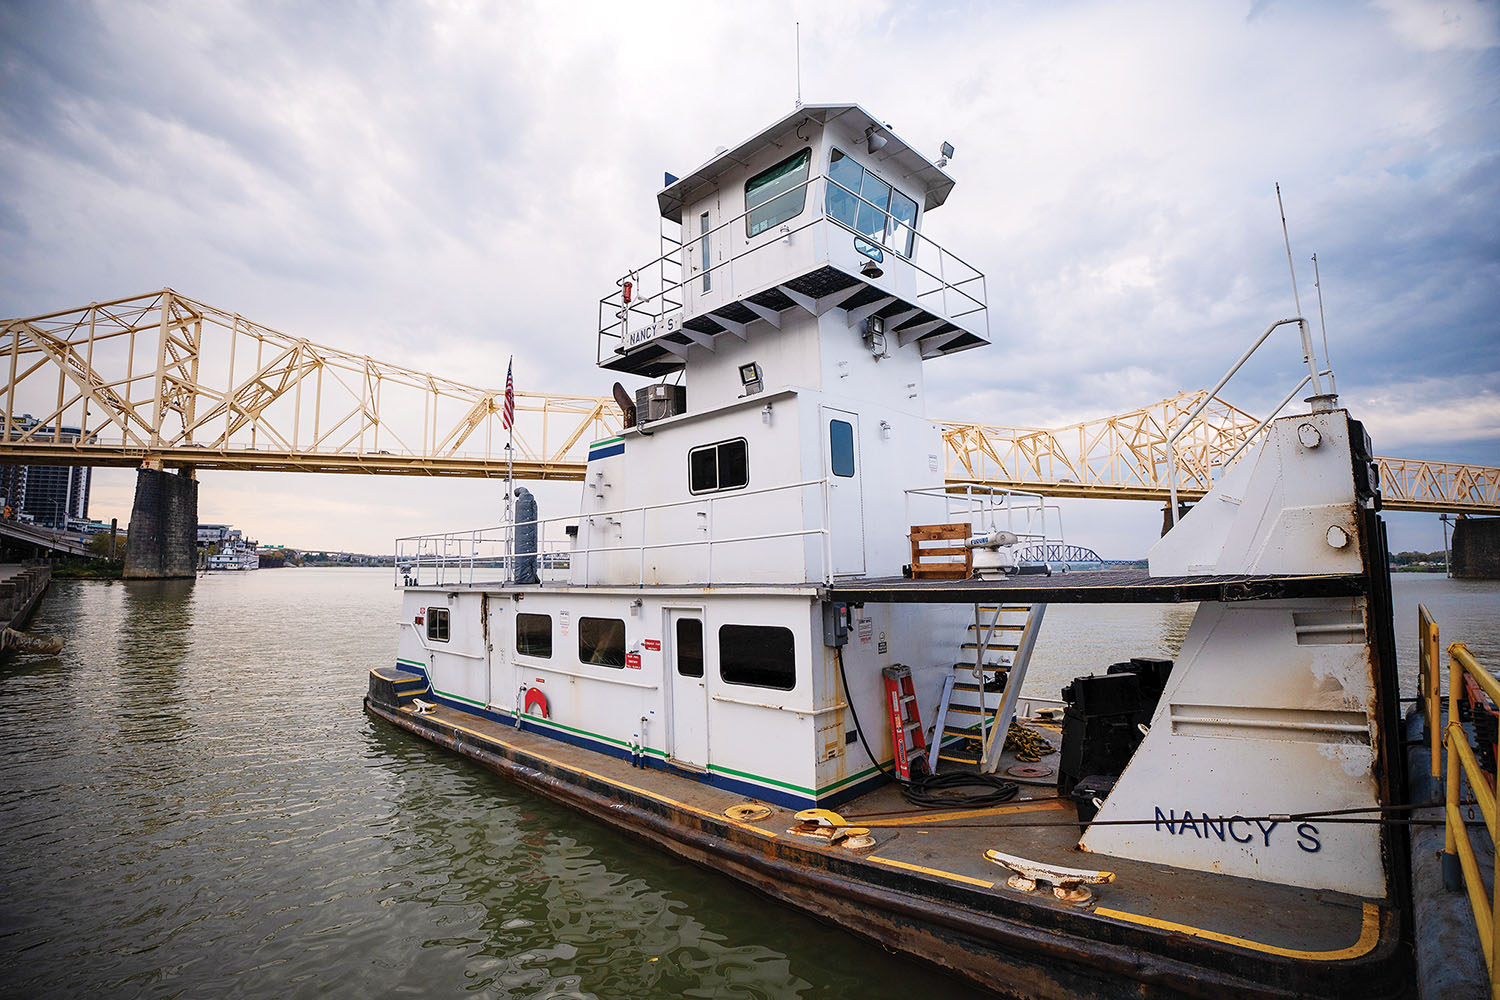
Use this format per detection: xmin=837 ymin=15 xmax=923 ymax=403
xmin=1094 ymin=901 xmax=1383 ymax=961
xmin=403 ymin=704 xmax=781 ymax=839
xmin=859 ymin=800 xmax=1068 ymax=827
xmin=867 ymin=855 xmax=996 ymax=889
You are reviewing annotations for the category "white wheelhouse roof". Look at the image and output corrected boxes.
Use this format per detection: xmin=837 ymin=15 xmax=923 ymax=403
xmin=656 ymin=103 xmax=956 ymax=223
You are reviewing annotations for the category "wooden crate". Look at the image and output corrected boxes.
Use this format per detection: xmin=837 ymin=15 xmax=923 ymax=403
xmin=909 ymin=523 xmax=972 ymax=579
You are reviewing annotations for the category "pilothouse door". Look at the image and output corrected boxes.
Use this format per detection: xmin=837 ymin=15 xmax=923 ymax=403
xmin=666 ymin=611 xmax=708 ymax=768
xmin=823 ymin=407 xmax=866 ymax=576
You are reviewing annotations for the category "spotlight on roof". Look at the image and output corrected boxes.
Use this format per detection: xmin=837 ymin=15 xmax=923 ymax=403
xmin=865 ymin=125 xmax=888 ymax=154
xmin=937 ymin=141 xmax=955 ymax=168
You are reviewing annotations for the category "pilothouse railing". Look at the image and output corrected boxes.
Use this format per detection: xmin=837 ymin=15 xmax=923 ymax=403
xmin=598 ymin=174 xmax=988 ymax=365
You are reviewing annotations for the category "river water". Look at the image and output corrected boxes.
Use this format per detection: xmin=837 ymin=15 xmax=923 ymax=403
xmin=1 ymin=569 xmax=1494 ymax=999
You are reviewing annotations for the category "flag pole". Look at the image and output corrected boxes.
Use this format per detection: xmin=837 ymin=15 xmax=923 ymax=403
xmin=505 ymin=356 xmax=515 ymax=582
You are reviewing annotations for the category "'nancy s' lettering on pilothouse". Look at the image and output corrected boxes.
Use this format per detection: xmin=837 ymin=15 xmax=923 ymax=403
xmin=367 ymin=98 xmax=1416 ymax=997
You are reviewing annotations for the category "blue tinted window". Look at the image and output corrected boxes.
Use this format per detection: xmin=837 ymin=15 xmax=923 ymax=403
xmin=830 ymin=420 xmax=855 ymax=478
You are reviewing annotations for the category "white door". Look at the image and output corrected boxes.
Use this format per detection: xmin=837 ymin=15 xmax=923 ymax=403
xmin=823 ymin=407 xmax=866 ymax=576
xmin=666 ymin=610 xmax=709 ymax=768
xmin=487 ymin=598 xmax=513 ymax=714
xmin=687 ymin=194 xmax=726 ymax=315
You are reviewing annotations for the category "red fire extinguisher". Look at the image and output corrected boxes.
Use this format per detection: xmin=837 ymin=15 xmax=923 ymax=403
xmin=622 ymin=280 xmax=633 ymax=304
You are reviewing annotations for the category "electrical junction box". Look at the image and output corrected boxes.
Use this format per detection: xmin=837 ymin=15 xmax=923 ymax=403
xmin=822 ymin=601 xmax=850 ymax=647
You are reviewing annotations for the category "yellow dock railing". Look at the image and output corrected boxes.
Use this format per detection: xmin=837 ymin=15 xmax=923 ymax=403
xmin=1420 ymin=604 xmax=1442 ymax=778
xmin=1437 ymin=627 xmax=1499 ymax=998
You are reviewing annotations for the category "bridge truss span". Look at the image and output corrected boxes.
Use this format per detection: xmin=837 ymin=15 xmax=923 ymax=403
xmin=0 ymin=290 xmax=620 ymax=479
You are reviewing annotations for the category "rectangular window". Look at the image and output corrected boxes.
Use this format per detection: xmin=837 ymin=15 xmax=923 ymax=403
xmin=516 ymin=612 xmax=552 ymax=658
xmin=579 ymin=616 xmax=626 ymax=668
xmin=823 ymin=147 xmax=918 ymax=258
xmin=700 ymin=212 xmax=711 ymax=292
xmin=676 ymin=618 xmax=704 ymax=678
xmin=688 ymin=438 xmax=749 ymax=493
xmin=830 ymin=420 xmax=855 ymax=478
xmin=720 ymin=624 xmax=795 ymax=690
xmin=426 ymin=607 xmax=450 ymax=643
xmin=745 ymin=147 xmax=811 ymax=237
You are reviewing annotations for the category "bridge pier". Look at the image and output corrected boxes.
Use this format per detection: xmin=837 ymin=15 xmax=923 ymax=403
xmin=123 ymin=467 xmax=198 ymax=580
xmin=1452 ymin=516 xmax=1500 ymax=579
xmin=1160 ymin=502 xmax=1194 ymax=536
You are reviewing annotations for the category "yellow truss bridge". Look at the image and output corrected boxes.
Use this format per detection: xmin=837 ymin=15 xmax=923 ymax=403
xmin=1 ymin=290 xmax=1494 ymax=515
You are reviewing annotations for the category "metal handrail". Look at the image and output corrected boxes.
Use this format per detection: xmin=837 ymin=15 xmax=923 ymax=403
xmin=396 ymin=476 xmax=834 ymax=589
xmin=1419 ymin=604 xmax=1442 ymax=779
xmin=1442 ymin=640 xmax=1500 ymax=993
xmin=1166 ymin=317 xmax=1326 ymax=526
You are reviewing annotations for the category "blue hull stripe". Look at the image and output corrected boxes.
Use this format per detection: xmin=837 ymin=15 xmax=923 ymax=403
xmin=587 ymin=442 xmax=625 ymax=461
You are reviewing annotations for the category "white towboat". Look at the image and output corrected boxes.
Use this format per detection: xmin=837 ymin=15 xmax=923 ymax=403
xmin=368 ymin=102 xmax=1421 ymax=997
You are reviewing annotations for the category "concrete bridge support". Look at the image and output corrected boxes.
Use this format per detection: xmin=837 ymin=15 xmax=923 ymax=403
xmin=1451 ymin=516 xmax=1500 ymax=579
xmin=123 ymin=467 xmax=198 ymax=580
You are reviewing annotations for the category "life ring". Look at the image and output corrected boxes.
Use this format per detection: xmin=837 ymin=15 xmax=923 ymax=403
xmin=523 ymin=687 xmax=549 ymax=719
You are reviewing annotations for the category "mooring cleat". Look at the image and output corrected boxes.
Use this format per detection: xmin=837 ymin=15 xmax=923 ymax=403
xmin=984 ymin=849 xmax=1115 ymax=903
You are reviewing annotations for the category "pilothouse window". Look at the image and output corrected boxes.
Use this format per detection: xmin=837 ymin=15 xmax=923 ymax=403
xmin=745 ymin=148 xmax=811 ymax=237
xmin=825 ymin=148 xmax=918 ymax=258
xmin=688 ymin=438 xmax=748 ymax=494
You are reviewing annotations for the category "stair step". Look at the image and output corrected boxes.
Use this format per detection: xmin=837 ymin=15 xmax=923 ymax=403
xmin=945 ymin=703 xmax=992 ymax=716
xmin=952 ymin=663 xmax=1010 ymax=673
xmin=966 ymin=622 xmax=1027 ymax=631
xmin=943 ymin=725 xmax=985 ymax=737
xmin=953 ymin=681 xmax=1007 ymax=694
xmin=976 ymin=606 xmax=1032 ymax=613
xmin=938 ymin=750 xmax=982 ymax=765
xmin=961 ymin=642 xmax=1020 ymax=652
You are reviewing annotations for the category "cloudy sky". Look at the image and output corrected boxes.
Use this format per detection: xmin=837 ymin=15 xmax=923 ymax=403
xmin=2 ymin=0 xmax=1496 ymax=557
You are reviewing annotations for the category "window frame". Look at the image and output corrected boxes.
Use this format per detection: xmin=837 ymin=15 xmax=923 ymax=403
xmin=719 ymin=624 xmax=797 ymax=691
xmin=675 ymin=618 xmax=704 ymax=678
xmin=515 ymin=612 xmax=552 ymax=659
xmin=578 ymin=616 xmax=627 ymax=669
xmin=823 ymin=146 xmax=919 ymax=259
xmin=426 ymin=606 xmax=451 ymax=643
xmin=687 ymin=437 xmax=750 ymax=495
xmin=744 ymin=147 xmax=813 ymax=238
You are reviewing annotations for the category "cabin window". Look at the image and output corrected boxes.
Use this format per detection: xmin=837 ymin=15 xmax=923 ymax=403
xmin=720 ymin=624 xmax=795 ymax=690
xmin=745 ymin=147 xmax=812 ymax=237
xmin=688 ymin=438 xmax=748 ymax=494
xmin=676 ymin=618 xmax=704 ymax=678
xmin=516 ymin=612 xmax=552 ymax=658
xmin=830 ymin=420 xmax=855 ymax=478
xmin=426 ymin=607 xmax=450 ymax=643
xmin=579 ymin=616 xmax=626 ymax=668
xmin=824 ymin=148 xmax=918 ymax=257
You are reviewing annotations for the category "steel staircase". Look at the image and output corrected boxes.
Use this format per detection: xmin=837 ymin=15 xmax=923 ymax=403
xmin=927 ymin=602 xmax=1047 ymax=773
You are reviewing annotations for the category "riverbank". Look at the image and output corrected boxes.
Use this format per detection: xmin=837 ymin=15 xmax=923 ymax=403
xmin=0 ymin=563 xmax=52 ymax=657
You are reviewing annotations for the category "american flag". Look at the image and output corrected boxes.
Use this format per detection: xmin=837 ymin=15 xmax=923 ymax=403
xmin=502 ymin=358 xmax=515 ymax=431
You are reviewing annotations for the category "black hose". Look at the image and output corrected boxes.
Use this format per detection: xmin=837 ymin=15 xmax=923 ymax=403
xmin=835 ymin=646 xmax=1020 ymax=809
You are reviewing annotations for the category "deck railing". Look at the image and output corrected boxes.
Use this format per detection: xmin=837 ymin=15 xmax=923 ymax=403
xmin=1435 ymin=628 xmax=1500 ymax=996
xmin=597 ymin=174 xmax=988 ymax=366
xmin=395 ymin=476 xmax=834 ymax=589
xmin=1420 ymin=604 xmax=1442 ymax=778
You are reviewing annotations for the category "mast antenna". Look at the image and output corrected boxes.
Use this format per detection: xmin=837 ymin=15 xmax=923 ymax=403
xmin=1311 ymin=252 xmax=1336 ymax=393
xmin=794 ymin=22 xmax=802 ymax=108
xmin=1275 ymin=182 xmax=1303 ymax=319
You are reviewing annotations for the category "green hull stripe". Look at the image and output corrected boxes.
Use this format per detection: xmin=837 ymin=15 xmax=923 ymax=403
xmin=396 ymin=657 xmax=425 ymax=669
xmin=590 ymin=435 xmax=625 ymax=448
xmin=433 ymin=687 xmax=486 ymax=708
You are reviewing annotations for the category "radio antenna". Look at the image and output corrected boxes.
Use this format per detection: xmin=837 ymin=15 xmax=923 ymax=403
xmin=1311 ymin=252 xmax=1336 ymax=393
xmin=794 ymin=22 xmax=802 ymax=108
xmin=1275 ymin=182 xmax=1303 ymax=319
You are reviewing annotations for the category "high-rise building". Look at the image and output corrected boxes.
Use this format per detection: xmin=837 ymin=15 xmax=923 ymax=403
xmin=2 ymin=417 xmax=93 ymax=527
